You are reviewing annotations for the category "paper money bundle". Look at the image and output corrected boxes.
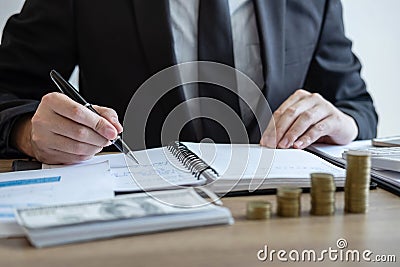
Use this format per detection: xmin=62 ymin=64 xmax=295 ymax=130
xmin=15 ymin=188 xmax=233 ymax=248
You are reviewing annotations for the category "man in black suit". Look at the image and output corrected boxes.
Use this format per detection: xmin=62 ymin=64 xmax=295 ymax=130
xmin=0 ymin=0 xmax=377 ymax=164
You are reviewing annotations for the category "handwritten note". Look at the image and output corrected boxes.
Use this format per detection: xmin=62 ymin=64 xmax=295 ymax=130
xmin=43 ymin=149 xmax=205 ymax=192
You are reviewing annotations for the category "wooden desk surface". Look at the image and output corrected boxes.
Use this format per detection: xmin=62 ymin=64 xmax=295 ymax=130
xmin=0 ymin=159 xmax=399 ymax=267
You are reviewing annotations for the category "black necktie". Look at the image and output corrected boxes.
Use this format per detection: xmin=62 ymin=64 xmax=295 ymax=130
xmin=198 ymin=0 xmax=234 ymax=66
xmin=198 ymin=0 xmax=241 ymax=142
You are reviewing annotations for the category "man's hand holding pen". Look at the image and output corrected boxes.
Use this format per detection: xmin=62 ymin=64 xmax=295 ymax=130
xmin=11 ymin=92 xmax=123 ymax=164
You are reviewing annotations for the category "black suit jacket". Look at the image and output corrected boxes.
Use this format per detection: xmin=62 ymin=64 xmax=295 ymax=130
xmin=0 ymin=0 xmax=378 ymax=156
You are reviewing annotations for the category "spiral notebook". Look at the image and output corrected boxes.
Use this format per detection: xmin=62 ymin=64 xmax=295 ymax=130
xmin=44 ymin=142 xmax=346 ymax=193
xmin=170 ymin=142 xmax=346 ymax=193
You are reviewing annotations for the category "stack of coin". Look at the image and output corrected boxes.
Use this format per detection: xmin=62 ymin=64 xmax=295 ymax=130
xmin=345 ymin=150 xmax=371 ymax=213
xmin=310 ymin=173 xmax=336 ymax=216
xmin=277 ymin=187 xmax=302 ymax=217
xmin=246 ymin=201 xmax=272 ymax=220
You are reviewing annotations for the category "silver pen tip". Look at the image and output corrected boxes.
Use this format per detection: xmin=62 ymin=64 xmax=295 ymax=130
xmin=117 ymin=137 xmax=140 ymax=164
xmin=126 ymin=151 xmax=139 ymax=165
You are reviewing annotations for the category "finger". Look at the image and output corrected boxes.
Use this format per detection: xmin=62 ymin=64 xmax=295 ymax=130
xmin=33 ymin=146 xmax=94 ymax=165
xmin=93 ymin=105 xmax=123 ymax=133
xmin=42 ymin=93 xmax=118 ymax=140
xmin=274 ymin=96 xmax=319 ymax=148
xmin=278 ymin=104 xmax=330 ymax=148
xmin=48 ymin=149 xmax=94 ymax=164
xmin=47 ymin=112 xmax=111 ymax=147
xmin=293 ymin=116 xmax=333 ymax=149
xmin=261 ymin=90 xmax=312 ymax=147
xmin=260 ymin=89 xmax=311 ymax=148
xmin=273 ymin=89 xmax=311 ymax=118
xmin=30 ymin=128 xmax=103 ymax=158
xmin=45 ymin=132 xmax=103 ymax=156
xmin=260 ymin=118 xmax=277 ymax=148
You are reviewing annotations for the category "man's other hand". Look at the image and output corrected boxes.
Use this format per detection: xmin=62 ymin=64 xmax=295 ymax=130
xmin=260 ymin=89 xmax=358 ymax=149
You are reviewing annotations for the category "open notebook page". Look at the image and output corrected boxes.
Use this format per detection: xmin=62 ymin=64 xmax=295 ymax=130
xmin=183 ymin=143 xmax=345 ymax=180
xmin=43 ymin=148 xmax=205 ymax=192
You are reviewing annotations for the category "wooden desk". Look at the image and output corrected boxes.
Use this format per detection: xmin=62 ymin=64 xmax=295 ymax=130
xmin=0 ymin=159 xmax=399 ymax=267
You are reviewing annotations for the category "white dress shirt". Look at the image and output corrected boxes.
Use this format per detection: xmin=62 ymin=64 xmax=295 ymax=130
xmin=169 ymin=0 xmax=264 ymax=124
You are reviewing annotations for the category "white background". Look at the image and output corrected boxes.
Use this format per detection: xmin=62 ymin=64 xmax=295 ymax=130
xmin=0 ymin=0 xmax=398 ymax=137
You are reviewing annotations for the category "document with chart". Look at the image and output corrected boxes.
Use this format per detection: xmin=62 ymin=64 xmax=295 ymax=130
xmin=0 ymin=162 xmax=114 ymax=238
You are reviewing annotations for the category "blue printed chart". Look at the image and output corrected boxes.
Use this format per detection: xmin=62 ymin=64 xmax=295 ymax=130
xmin=0 ymin=161 xmax=114 ymax=238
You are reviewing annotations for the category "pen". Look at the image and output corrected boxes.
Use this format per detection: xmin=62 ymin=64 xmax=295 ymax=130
xmin=50 ymin=70 xmax=140 ymax=164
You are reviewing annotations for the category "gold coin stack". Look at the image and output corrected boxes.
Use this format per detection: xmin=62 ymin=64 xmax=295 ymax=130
xmin=345 ymin=150 xmax=371 ymax=213
xmin=277 ymin=187 xmax=302 ymax=217
xmin=310 ymin=173 xmax=336 ymax=216
xmin=246 ymin=201 xmax=272 ymax=220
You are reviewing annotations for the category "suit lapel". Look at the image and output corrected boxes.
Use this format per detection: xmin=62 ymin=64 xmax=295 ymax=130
xmin=253 ymin=0 xmax=286 ymax=109
xmin=132 ymin=0 xmax=177 ymax=74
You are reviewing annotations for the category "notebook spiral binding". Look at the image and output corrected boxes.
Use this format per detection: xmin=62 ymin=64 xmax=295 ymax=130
xmin=167 ymin=141 xmax=219 ymax=180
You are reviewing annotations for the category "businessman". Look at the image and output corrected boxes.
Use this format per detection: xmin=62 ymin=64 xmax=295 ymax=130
xmin=0 ymin=0 xmax=377 ymax=164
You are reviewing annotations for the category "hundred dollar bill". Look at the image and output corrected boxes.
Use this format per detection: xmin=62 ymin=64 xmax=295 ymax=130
xmin=16 ymin=188 xmax=215 ymax=229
